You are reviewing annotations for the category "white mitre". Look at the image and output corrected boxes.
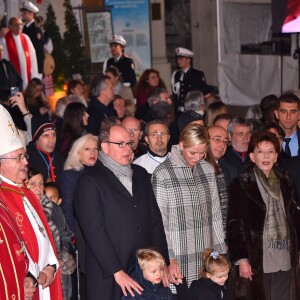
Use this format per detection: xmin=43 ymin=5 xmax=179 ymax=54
xmin=0 ymin=105 xmax=24 ymax=156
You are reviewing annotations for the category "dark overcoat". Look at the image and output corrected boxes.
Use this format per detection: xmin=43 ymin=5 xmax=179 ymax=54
xmin=23 ymin=22 xmax=44 ymax=73
xmin=227 ymin=165 xmax=299 ymax=300
xmin=74 ymin=160 xmax=169 ymax=300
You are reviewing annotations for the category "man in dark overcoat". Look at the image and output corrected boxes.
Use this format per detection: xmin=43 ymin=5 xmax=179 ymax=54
xmin=74 ymin=124 xmax=169 ymax=300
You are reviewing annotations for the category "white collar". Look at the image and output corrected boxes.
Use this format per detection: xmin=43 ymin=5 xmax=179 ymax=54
xmin=25 ymin=20 xmax=35 ymax=28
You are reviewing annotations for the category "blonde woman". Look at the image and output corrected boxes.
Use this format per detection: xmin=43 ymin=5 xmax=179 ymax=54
xmin=152 ymin=123 xmax=226 ymax=295
xmin=60 ymin=134 xmax=98 ymax=231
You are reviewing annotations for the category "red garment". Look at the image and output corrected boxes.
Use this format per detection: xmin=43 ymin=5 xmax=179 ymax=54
xmin=0 ymin=181 xmax=63 ymax=300
xmin=5 ymin=31 xmax=31 ymax=83
xmin=0 ymin=196 xmax=28 ymax=300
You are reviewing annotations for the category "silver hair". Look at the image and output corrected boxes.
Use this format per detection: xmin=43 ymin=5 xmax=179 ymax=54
xmin=64 ymin=134 xmax=98 ymax=171
xmin=227 ymin=117 xmax=253 ymax=135
xmin=245 ymin=105 xmax=262 ymax=120
xmin=90 ymin=75 xmax=109 ymax=97
xmin=184 ymin=90 xmax=204 ymax=111
xmin=147 ymin=88 xmax=168 ymax=106
xmin=55 ymin=97 xmax=69 ymax=118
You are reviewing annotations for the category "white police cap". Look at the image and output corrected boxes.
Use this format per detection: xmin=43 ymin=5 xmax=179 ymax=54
xmin=175 ymin=47 xmax=194 ymax=58
xmin=21 ymin=1 xmax=39 ymax=13
xmin=109 ymin=35 xmax=126 ymax=47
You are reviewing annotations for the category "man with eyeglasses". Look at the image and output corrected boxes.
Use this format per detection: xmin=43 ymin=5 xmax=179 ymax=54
xmin=26 ymin=117 xmax=65 ymax=184
xmin=0 ymin=104 xmax=63 ymax=298
xmin=0 ymin=17 xmax=39 ymax=89
xmin=134 ymin=120 xmax=170 ymax=174
xmin=121 ymin=116 xmax=146 ymax=159
xmin=207 ymin=125 xmax=229 ymax=234
xmin=274 ymin=92 xmax=300 ymax=158
xmin=74 ymin=124 xmax=169 ymax=300
xmin=219 ymin=117 xmax=252 ymax=185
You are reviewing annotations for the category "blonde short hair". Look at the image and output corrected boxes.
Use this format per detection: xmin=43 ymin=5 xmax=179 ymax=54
xmin=64 ymin=134 xmax=98 ymax=171
xmin=179 ymin=123 xmax=208 ymax=148
xmin=136 ymin=248 xmax=165 ymax=271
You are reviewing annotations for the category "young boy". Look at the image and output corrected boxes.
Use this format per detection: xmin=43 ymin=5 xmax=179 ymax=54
xmin=44 ymin=182 xmax=62 ymax=205
xmin=122 ymin=248 xmax=173 ymax=300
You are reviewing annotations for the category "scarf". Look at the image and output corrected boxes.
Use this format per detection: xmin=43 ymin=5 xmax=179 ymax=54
xmin=5 ymin=31 xmax=31 ymax=82
xmin=98 ymin=151 xmax=133 ymax=195
xmin=254 ymin=166 xmax=289 ymax=250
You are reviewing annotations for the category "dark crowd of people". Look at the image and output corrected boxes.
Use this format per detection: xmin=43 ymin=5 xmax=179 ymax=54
xmin=0 ymin=1 xmax=300 ymax=300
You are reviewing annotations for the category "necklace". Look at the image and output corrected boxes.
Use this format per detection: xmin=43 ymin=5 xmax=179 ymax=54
xmin=147 ymin=152 xmax=170 ymax=164
xmin=22 ymin=197 xmax=46 ymax=238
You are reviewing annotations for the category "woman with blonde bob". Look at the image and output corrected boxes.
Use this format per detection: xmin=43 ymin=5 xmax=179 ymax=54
xmin=152 ymin=123 xmax=226 ymax=295
xmin=61 ymin=134 xmax=99 ymax=230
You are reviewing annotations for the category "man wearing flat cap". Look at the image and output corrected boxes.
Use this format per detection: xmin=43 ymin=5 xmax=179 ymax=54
xmin=0 ymin=104 xmax=63 ymax=299
xmin=103 ymin=34 xmax=137 ymax=88
xmin=26 ymin=117 xmax=65 ymax=185
xmin=171 ymin=47 xmax=211 ymax=119
xmin=21 ymin=1 xmax=44 ymax=77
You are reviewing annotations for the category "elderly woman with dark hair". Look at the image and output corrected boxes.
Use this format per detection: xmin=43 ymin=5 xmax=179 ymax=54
xmin=152 ymin=123 xmax=226 ymax=295
xmin=227 ymin=131 xmax=299 ymax=300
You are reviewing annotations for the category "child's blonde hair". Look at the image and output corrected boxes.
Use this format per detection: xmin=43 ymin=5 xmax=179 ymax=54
xmin=136 ymin=248 xmax=165 ymax=271
xmin=200 ymin=248 xmax=231 ymax=278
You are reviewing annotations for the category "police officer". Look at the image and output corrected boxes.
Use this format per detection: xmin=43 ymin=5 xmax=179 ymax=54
xmin=103 ymin=35 xmax=136 ymax=88
xmin=171 ymin=47 xmax=211 ymax=118
xmin=21 ymin=1 xmax=44 ymax=77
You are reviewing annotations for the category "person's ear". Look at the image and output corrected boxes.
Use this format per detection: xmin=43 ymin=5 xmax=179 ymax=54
xmin=138 ymin=131 xmax=143 ymax=141
xmin=145 ymin=135 xmax=149 ymax=145
xmin=101 ymin=142 xmax=109 ymax=154
xmin=249 ymin=152 xmax=255 ymax=163
xmin=179 ymin=142 xmax=184 ymax=152
xmin=274 ymin=109 xmax=279 ymax=120
xmin=57 ymin=198 xmax=62 ymax=205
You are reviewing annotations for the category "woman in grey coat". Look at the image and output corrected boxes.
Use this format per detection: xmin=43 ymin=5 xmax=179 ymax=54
xmin=152 ymin=123 xmax=226 ymax=294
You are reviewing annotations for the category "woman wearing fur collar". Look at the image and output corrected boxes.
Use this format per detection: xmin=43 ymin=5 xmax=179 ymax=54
xmin=227 ymin=131 xmax=299 ymax=300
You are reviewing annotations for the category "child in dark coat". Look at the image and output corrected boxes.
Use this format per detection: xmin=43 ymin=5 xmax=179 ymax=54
xmin=122 ymin=248 xmax=173 ymax=300
xmin=176 ymin=249 xmax=231 ymax=300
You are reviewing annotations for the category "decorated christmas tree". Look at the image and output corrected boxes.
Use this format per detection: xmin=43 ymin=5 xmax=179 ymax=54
xmin=63 ymin=0 xmax=86 ymax=80
xmin=44 ymin=4 xmax=66 ymax=88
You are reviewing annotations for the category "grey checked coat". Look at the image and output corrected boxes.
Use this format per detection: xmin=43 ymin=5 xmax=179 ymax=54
xmin=152 ymin=146 xmax=226 ymax=290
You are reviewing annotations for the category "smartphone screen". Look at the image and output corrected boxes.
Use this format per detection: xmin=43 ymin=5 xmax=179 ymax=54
xmin=10 ymin=87 xmax=19 ymax=96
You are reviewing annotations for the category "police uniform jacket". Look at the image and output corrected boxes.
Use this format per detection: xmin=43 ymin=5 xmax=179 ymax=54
xmin=105 ymin=55 xmax=136 ymax=87
xmin=171 ymin=67 xmax=210 ymax=113
xmin=23 ymin=22 xmax=44 ymax=74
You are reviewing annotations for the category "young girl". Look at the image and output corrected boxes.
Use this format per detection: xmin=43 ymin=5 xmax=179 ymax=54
xmin=177 ymin=248 xmax=231 ymax=300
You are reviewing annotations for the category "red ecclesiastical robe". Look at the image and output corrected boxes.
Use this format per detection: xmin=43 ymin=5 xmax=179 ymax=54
xmin=0 ymin=181 xmax=63 ymax=300
xmin=0 ymin=196 xmax=28 ymax=300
